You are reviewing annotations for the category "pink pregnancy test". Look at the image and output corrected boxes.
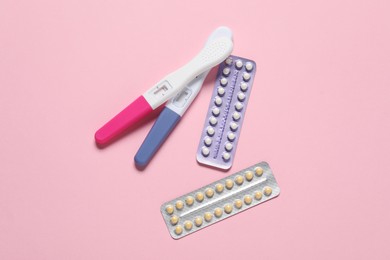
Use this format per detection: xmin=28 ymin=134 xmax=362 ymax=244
xmin=95 ymin=34 xmax=233 ymax=146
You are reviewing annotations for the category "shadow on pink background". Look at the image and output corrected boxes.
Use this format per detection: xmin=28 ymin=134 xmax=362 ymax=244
xmin=1 ymin=0 xmax=389 ymax=259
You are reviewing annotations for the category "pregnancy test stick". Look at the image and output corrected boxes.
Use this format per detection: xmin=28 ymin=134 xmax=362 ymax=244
xmin=95 ymin=31 xmax=233 ymax=146
xmin=134 ymin=27 xmax=233 ymax=168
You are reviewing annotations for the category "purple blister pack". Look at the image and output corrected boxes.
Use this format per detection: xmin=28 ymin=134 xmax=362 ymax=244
xmin=196 ymin=55 xmax=256 ymax=170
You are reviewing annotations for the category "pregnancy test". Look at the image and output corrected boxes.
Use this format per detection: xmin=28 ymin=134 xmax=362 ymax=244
xmin=95 ymin=31 xmax=234 ymax=146
xmin=134 ymin=27 xmax=234 ymax=168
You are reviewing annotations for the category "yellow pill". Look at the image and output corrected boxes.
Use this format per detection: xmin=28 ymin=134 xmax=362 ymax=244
xmin=174 ymin=225 xmax=183 ymax=235
xmin=234 ymin=199 xmax=243 ymax=209
xmin=254 ymin=191 xmax=263 ymax=200
xmin=225 ymin=179 xmax=234 ymax=189
xmin=245 ymin=171 xmax=254 ymax=181
xmin=196 ymin=192 xmax=204 ymax=202
xmin=184 ymin=221 xmax=193 ymax=231
xmin=175 ymin=200 xmax=184 ymax=210
xmin=235 ymin=175 xmax=244 ymax=185
xmin=185 ymin=196 xmax=194 ymax=206
xmin=263 ymin=186 xmax=273 ymax=196
xmin=205 ymin=188 xmax=214 ymax=198
xmin=215 ymin=183 xmax=224 ymax=193
xmin=194 ymin=216 xmax=203 ymax=227
xmin=224 ymin=204 xmax=233 ymax=214
xmin=165 ymin=205 xmax=174 ymax=215
xmin=204 ymin=212 xmax=213 ymax=222
xmin=244 ymin=195 xmax=252 ymax=205
xmin=214 ymin=208 xmax=223 ymax=218
xmin=170 ymin=215 xmax=179 ymax=225
xmin=255 ymin=167 xmax=263 ymax=176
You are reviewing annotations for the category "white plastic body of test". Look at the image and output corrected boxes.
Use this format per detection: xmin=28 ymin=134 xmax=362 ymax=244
xmin=142 ymin=35 xmax=233 ymax=110
xmin=166 ymin=27 xmax=234 ymax=116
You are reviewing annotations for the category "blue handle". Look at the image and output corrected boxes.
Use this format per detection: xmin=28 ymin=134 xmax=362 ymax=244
xmin=134 ymin=107 xmax=181 ymax=168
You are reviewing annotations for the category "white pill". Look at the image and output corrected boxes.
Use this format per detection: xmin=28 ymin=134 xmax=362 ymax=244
xmin=245 ymin=62 xmax=253 ymax=71
xmin=218 ymin=87 xmax=225 ymax=96
xmin=243 ymin=72 xmax=251 ymax=81
xmin=204 ymin=137 xmax=212 ymax=146
xmin=235 ymin=60 xmax=243 ymax=69
xmin=209 ymin=116 xmax=217 ymax=126
xmin=237 ymin=92 xmax=246 ymax=101
xmin=212 ymin=107 xmax=220 ymax=116
xmin=207 ymin=127 xmax=215 ymax=136
xmin=232 ymin=111 xmax=241 ymax=121
xmin=222 ymin=152 xmax=231 ymax=161
xmin=225 ymin=57 xmax=233 ymax=65
xmin=214 ymin=96 xmax=222 ymax=106
xmin=225 ymin=142 xmax=233 ymax=152
xmin=202 ymin=147 xmax=210 ymax=156
xmin=240 ymin=82 xmax=248 ymax=91
xmin=235 ymin=102 xmax=243 ymax=111
xmin=222 ymin=68 xmax=230 ymax=76
xmin=220 ymin=77 xmax=228 ymax=86
xmin=227 ymin=132 xmax=235 ymax=141
xmin=230 ymin=122 xmax=238 ymax=131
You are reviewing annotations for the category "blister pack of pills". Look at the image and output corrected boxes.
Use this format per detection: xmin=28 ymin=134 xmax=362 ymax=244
xmin=196 ymin=56 xmax=256 ymax=169
xmin=160 ymin=161 xmax=280 ymax=239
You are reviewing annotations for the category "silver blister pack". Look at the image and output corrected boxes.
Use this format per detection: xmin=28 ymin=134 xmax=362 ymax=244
xmin=160 ymin=161 xmax=280 ymax=239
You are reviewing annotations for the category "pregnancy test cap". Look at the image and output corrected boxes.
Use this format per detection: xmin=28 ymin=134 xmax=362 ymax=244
xmin=95 ymin=30 xmax=233 ymax=145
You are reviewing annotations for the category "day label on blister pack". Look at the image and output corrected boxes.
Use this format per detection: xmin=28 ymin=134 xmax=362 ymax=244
xmin=196 ymin=56 xmax=257 ymax=170
xmin=160 ymin=161 xmax=280 ymax=239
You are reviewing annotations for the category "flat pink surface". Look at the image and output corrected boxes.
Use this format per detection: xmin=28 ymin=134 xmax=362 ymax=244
xmin=1 ymin=0 xmax=390 ymax=259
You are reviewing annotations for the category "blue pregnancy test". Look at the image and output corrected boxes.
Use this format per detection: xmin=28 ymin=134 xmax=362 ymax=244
xmin=134 ymin=27 xmax=234 ymax=168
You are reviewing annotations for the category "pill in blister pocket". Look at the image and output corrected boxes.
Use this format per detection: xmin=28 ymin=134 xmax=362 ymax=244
xmin=218 ymin=87 xmax=225 ymax=96
xmin=161 ymin=162 xmax=280 ymax=239
xmin=243 ymin=72 xmax=251 ymax=81
xmin=196 ymin=56 xmax=256 ymax=170
xmin=209 ymin=116 xmax=217 ymax=126
xmin=220 ymin=77 xmax=228 ymax=86
xmin=245 ymin=62 xmax=253 ymax=71
xmin=212 ymin=107 xmax=220 ymax=116
xmin=235 ymin=102 xmax=243 ymax=111
xmin=215 ymin=97 xmax=222 ymax=106
xmin=201 ymin=147 xmax=210 ymax=156
xmin=235 ymin=60 xmax=243 ymax=69
xmin=204 ymin=137 xmax=212 ymax=146
xmin=223 ymin=68 xmax=231 ymax=76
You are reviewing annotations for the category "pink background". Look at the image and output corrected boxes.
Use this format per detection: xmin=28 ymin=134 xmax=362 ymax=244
xmin=1 ymin=0 xmax=390 ymax=259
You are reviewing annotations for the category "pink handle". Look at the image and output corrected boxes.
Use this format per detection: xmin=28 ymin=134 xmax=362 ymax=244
xmin=95 ymin=96 xmax=153 ymax=145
